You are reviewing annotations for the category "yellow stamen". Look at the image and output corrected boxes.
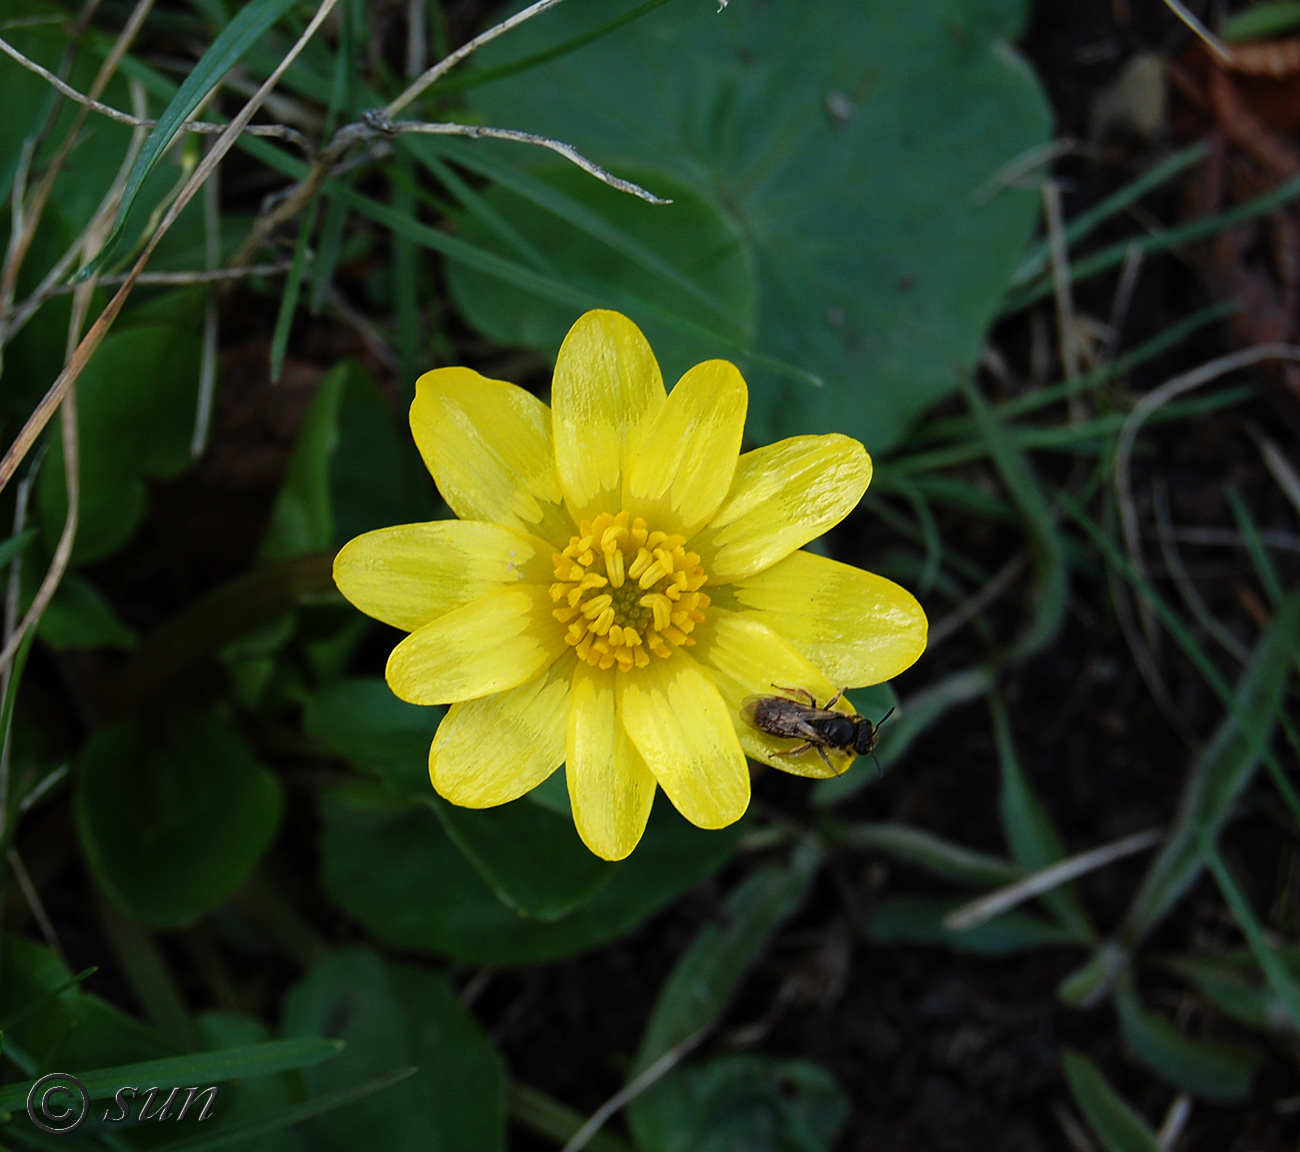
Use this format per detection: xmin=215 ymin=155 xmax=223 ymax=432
xmin=550 ymin=510 xmax=709 ymax=671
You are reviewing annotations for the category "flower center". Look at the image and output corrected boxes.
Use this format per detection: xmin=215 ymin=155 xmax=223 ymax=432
xmin=550 ymin=510 xmax=710 ymax=672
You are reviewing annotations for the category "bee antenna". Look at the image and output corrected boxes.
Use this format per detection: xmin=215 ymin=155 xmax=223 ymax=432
xmin=872 ymin=749 xmax=883 ymax=777
xmin=877 ymin=706 xmax=895 ymax=726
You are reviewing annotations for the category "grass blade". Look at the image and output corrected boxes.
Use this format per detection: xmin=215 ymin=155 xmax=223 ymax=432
xmin=1061 ymin=1050 xmax=1161 ymax=1152
xmin=1114 ymin=978 xmax=1260 ymax=1101
xmin=0 ymin=1038 xmax=344 ymax=1111
xmin=958 ymin=375 xmax=1068 ymax=658
xmin=1119 ymin=591 xmax=1300 ymax=946
xmin=1225 ymin=484 xmax=1285 ymax=608
xmin=988 ymin=693 xmax=1094 ymax=941
xmin=632 ymin=847 xmax=819 ymax=1073
xmin=1197 ymin=829 xmax=1300 ymax=1034
xmin=269 ymin=196 xmax=319 ymax=382
xmin=812 ymin=666 xmax=994 ymax=807
xmin=83 ymin=0 xmax=302 ymax=278
xmin=150 ymin=1067 xmax=417 ymax=1152
xmin=834 ymin=823 xmax=1021 ymax=888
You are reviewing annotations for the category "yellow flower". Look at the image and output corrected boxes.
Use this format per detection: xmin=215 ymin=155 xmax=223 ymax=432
xmin=333 ymin=311 xmax=926 ymax=860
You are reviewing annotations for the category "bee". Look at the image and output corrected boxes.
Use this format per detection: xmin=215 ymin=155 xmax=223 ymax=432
xmin=741 ymin=685 xmax=894 ymax=775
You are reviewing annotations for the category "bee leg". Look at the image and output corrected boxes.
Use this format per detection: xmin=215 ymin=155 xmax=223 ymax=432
xmin=815 ymin=744 xmax=834 ymax=772
xmin=771 ymin=684 xmax=818 ymax=706
xmin=825 ymin=689 xmax=846 ymax=710
xmin=770 ymin=741 xmax=814 ymax=758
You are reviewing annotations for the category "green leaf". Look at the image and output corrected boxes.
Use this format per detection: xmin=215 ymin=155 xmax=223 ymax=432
xmin=38 ymin=322 xmax=201 ymax=564
xmin=0 ymin=1038 xmax=344 ymax=1112
xmin=1221 ymin=1 xmax=1300 ymax=41
xmin=1198 ymin=831 xmax=1300 ymax=1034
xmin=36 ymin=573 xmax=138 ymax=651
xmin=74 ymin=710 xmax=284 ymax=928
xmin=633 ymin=849 xmax=820 ymax=1075
xmin=150 ymin=1070 xmax=418 ymax=1152
xmin=1060 ymin=1050 xmax=1161 ymax=1152
xmin=283 ymin=947 xmax=505 ymax=1152
xmin=866 ymin=895 xmax=1080 ymax=954
xmin=302 ymin=677 xmax=442 ymax=797
xmin=84 ymin=0 xmax=303 ymax=276
xmin=430 ymin=794 xmax=619 ymax=921
xmin=988 ymin=693 xmax=1093 ymax=941
xmin=1162 ymin=951 xmax=1297 ymax=1033
xmin=958 ymin=375 xmax=1068 ymax=658
xmin=443 ymin=159 xmax=756 ymax=376
xmin=0 ymin=935 xmax=174 ymax=1075
xmin=835 ymin=823 xmax=1021 ymax=888
xmin=813 ymin=666 xmax=993 ymax=807
xmin=260 ymin=360 xmax=409 ymax=562
xmin=259 ymin=363 xmax=347 ymax=562
xmin=464 ymin=0 xmax=1050 ymax=452
xmin=1120 ymin=592 xmax=1300 ymax=944
xmin=319 ymin=784 xmax=740 ymax=965
xmin=630 ymin=1056 xmax=849 ymax=1152
xmin=1114 ymin=980 xmax=1260 ymax=1102
xmin=0 ymin=529 xmax=35 ymax=572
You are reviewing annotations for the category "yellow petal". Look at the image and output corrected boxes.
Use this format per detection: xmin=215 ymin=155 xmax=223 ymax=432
xmin=386 ymin=585 xmax=564 ymax=705
xmin=551 ymin=310 xmax=665 ymax=524
xmin=430 ymin=657 xmax=571 ymax=807
xmin=617 ymin=654 xmax=749 ymax=828
xmin=696 ymin=609 xmax=857 ymax=778
xmin=624 ymin=359 xmax=747 ymax=538
xmin=695 ymin=434 xmax=871 ymax=581
xmin=410 ymin=366 xmax=572 ymax=545
xmin=333 ymin=521 xmax=553 ymax=633
xmin=733 ymin=551 xmax=927 ymax=685
xmin=566 ymin=661 xmax=656 ymax=860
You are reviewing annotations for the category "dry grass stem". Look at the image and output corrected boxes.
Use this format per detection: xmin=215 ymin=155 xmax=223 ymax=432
xmin=1153 ymin=477 xmax=1250 ymax=661
xmin=561 ymin=1027 xmax=711 ymax=1152
xmin=943 ymin=827 xmax=1164 ymax=932
xmin=1044 ymin=179 xmax=1083 ymax=384
xmin=0 ymin=0 xmax=342 ymax=504
xmin=928 ymin=552 xmax=1029 ymax=648
xmin=1160 ymin=0 xmax=1233 ymax=64
xmin=386 ymin=0 xmax=571 ymax=118
xmin=970 ymin=137 xmax=1080 ymax=204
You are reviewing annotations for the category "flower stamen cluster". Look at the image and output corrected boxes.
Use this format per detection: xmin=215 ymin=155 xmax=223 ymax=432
xmin=550 ymin=511 xmax=709 ymax=671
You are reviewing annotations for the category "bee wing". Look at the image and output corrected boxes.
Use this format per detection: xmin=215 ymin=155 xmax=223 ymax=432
xmin=739 ymin=695 xmax=768 ymax=724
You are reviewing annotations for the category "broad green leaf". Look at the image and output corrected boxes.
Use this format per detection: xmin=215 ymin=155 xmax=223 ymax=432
xmin=631 ymin=1056 xmax=848 ymax=1152
xmin=75 ymin=710 xmax=283 ymax=928
xmin=430 ymin=794 xmax=619 ymax=921
xmin=1120 ymin=592 xmax=1299 ymax=943
xmin=444 ymin=160 xmax=756 ymax=378
xmin=283 ymin=947 xmax=505 ymax=1152
xmin=260 ymin=360 xmax=409 ymax=562
xmin=302 ymin=677 xmax=442 ymax=798
xmin=319 ymin=784 xmax=740 ymax=965
xmin=1114 ymin=981 xmax=1260 ymax=1102
xmin=0 ymin=935 xmax=173 ymax=1075
xmin=36 ymin=573 xmax=138 ymax=651
xmin=464 ymin=0 xmax=1050 ymax=452
xmin=835 ymin=823 xmax=1021 ymax=888
xmin=85 ymin=0 xmax=303 ymax=276
xmin=1060 ymin=1050 xmax=1161 ymax=1152
xmin=814 ymin=666 xmax=993 ymax=807
xmin=988 ymin=694 xmax=1093 ymax=941
xmin=866 ymin=895 xmax=1080 ymax=954
xmin=633 ymin=849 xmax=820 ymax=1074
xmin=38 ymin=323 xmax=201 ymax=564
xmin=0 ymin=529 xmax=35 ymax=571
